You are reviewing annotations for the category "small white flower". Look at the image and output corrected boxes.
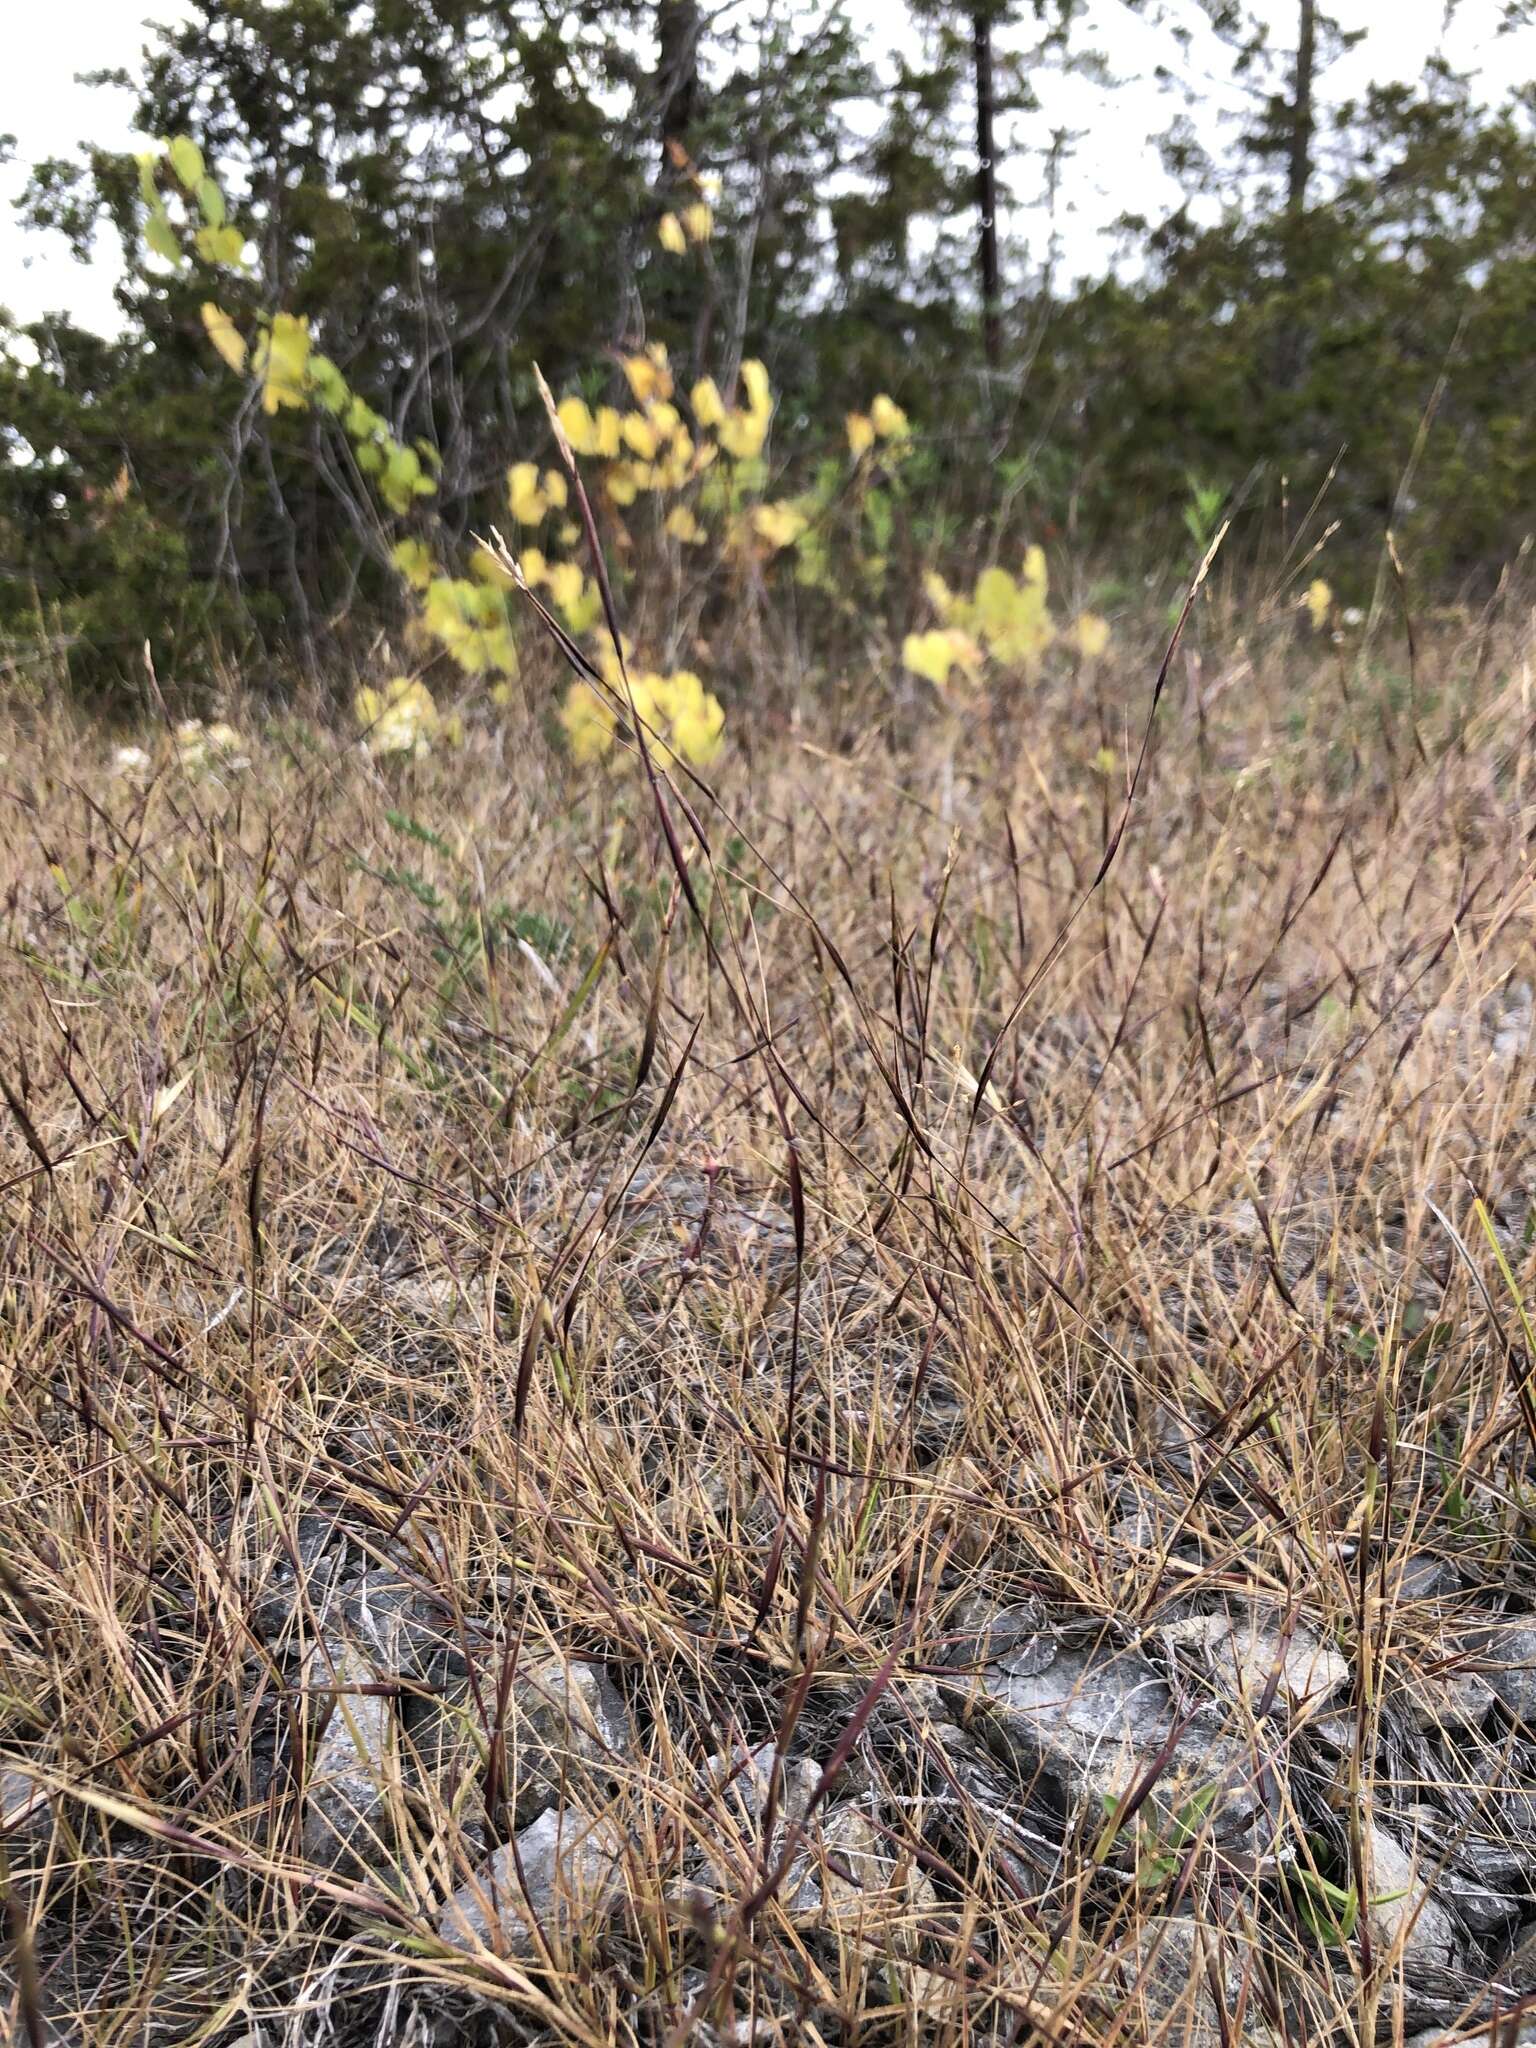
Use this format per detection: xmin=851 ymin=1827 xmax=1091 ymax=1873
xmin=175 ymin=719 xmax=250 ymax=774
xmin=111 ymin=744 xmax=153 ymax=779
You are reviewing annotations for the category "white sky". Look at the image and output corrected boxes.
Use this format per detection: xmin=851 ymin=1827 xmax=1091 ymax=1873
xmin=2 ymin=0 xmax=1533 ymax=333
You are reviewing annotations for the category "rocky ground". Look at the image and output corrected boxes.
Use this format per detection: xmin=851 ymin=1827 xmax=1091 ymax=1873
xmin=6 ymin=634 xmax=1536 ymax=2043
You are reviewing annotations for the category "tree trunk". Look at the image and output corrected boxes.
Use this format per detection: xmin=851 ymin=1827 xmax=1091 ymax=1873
xmin=657 ymin=0 xmax=701 ymax=173
xmin=1274 ymin=0 xmax=1317 ymax=388
xmin=1286 ymin=0 xmax=1317 ymax=216
xmin=973 ymin=9 xmax=1001 ymax=369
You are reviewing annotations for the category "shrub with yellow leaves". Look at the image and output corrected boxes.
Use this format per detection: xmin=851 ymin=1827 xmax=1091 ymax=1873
xmin=418 ymin=579 xmax=518 ymax=677
xmin=900 ymin=629 xmax=984 ymax=692
xmin=559 ymin=652 xmax=724 ymax=772
xmin=752 ymin=502 xmax=809 ymax=552
xmin=354 ymin=677 xmax=462 ymax=758
xmin=908 ymin=550 xmax=1111 ymax=687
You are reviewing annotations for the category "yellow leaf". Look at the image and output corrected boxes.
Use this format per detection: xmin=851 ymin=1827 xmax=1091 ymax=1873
xmin=718 ymin=409 xmax=768 ymax=460
xmin=507 ymin=461 xmax=548 ymax=525
xmin=166 ymin=136 xmax=205 ymax=192
xmin=870 ymin=394 xmax=909 ymax=440
xmin=519 ymin=547 xmax=548 ymax=586
xmin=1072 ymin=612 xmax=1112 ymax=660
xmin=607 ymin=467 xmax=639 ymax=508
xmin=558 ymin=395 xmax=598 ymax=455
xmin=559 ymin=681 xmax=617 ymax=764
xmin=681 ymin=202 xmax=713 ymax=243
xmin=355 ymin=676 xmax=443 ymax=757
xmin=658 ymin=212 xmax=687 ymax=255
xmin=739 ymin=359 xmax=771 ymax=416
xmin=194 ymin=224 xmax=245 ymax=266
xmin=622 ymin=344 xmax=672 ymax=405
xmin=1306 ymin=578 xmax=1333 ymax=630
xmin=621 ymin=413 xmax=659 ymax=460
xmin=546 ymin=561 xmax=585 ymax=615
xmin=390 ymin=537 xmax=436 ymax=590
xmin=258 ymin=311 xmax=310 ymax=415
xmin=543 ymin=468 xmax=569 ymax=510
xmin=846 ymin=412 xmax=875 ymax=458
xmin=902 ymin=629 xmax=983 ymax=692
xmin=666 ymin=505 xmax=707 ymax=545
xmin=595 ymin=406 xmax=623 ymax=458
xmin=691 ymin=377 xmax=725 ymax=429
xmin=753 ymin=502 xmax=808 ymax=551
xmin=470 ymin=543 xmax=513 ymax=587
xmin=199 ymin=302 xmax=246 ymax=374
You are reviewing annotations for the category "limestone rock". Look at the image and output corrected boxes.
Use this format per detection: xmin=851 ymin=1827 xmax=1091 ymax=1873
xmin=335 ymin=1568 xmax=458 ymax=1682
xmin=945 ymin=1633 xmax=1263 ymax=1852
xmin=1468 ymin=1625 xmax=1536 ymax=1725
xmin=1364 ymin=1827 xmax=1465 ymax=1977
xmin=1115 ymin=1915 xmax=1271 ymax=2048
xmin=791 ymin=1804 xmax=937 ymax=1948
xmin=938 ymin=1595 xmax=1052 ymax=1673
xmin=1162 ymin=1608 xmax=1350 ymax=1714
xmin=1 ymin=1765 xmax=53 ymax=1847
xmin=503 ymin=1657 xmax=633 ymax=1826
xmin=1401 ymin=1660 xmax=1495 ymax=1735
xmin=302 ymin=1642 xmax=395 ymax=1877
xmin=680 ymin=1743 xmax=824 ymax=1912
xmin=438 ymin=1804 xmax=628 ymax=1955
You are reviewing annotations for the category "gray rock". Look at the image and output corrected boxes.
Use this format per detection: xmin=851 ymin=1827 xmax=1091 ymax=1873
xmin=336 ymin=1568 xmax=458 ymax=1682
xmin=945 ymin=1634 xmax=1263 ymax=1853
xmin=1164 ymin=1609 xmax=1350 ymax=1714
xmin=786 ymin=1804 xmax=937 ymax=1948
xmin=1468 ymin=1625 xmax=1536 ymax=1725
xmin=680 ymin=1743 xmax=824 ymax=1911
xmin=437 ymin=1804 xmax=628 ymax=1955
xmin=1405 ymin=2026 xmax=1536 ymax=2048
xmin=1364 ymin=1827 xmax=1465 ymax=1977
xmin=938 ymin=1595 xmax=1052 ymax=1672
xmin=1396 ymin=1554 xmax=1460 ymax=1603
xmin=502 ymin=1657 xmax=633 ymax=1826
xmin=1402 ymin=1662 xmax=1495 ymax=1735
xmin=249 ymin=1512 xmax=351 ymax=1636
xmin=302 ymin=1642 xmax=396 ymax=1876
xmin=1115 ymin=1915 xmax=1271 ymax=2047
xmin=1 ymin=1766 xmax=53 ymax=1846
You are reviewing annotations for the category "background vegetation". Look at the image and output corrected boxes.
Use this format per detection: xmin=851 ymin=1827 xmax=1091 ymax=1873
xmin=2 ymin=0 xmax=1534 ymax=698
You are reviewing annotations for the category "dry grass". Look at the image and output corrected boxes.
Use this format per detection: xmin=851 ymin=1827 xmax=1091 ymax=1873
xmin=4 ymin=600 xmax=1536 ymax=2046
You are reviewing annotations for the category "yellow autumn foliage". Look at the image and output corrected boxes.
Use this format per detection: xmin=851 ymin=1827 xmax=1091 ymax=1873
xmin=354 ymin=677 xmax=462 ymax=758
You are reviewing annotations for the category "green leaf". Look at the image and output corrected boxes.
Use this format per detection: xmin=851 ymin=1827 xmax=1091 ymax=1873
xmin=308 ymin=352 xmax=348 ymax=414
xmin=1168 ymin=1782 xmax=1219 ymax=1849
xmin=345 ymin=396 xmax=382 ymax=440
xmin=1291 ymin=1867 xmax=1359 ymax=1946
xmin=865 ymin=488 xmax=893 ymax=552
xmin=136 ymin=153 xmax=161 ymax=209
xmin=195 ymin=176 xmax=226 ymax=228
xmin=166 ymin=136 xmax=205 ymax=192
xmin=143 ymin=210 xmax=183 ymax=268
xmin=194 ymin=223 xmax=245 ymax=266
